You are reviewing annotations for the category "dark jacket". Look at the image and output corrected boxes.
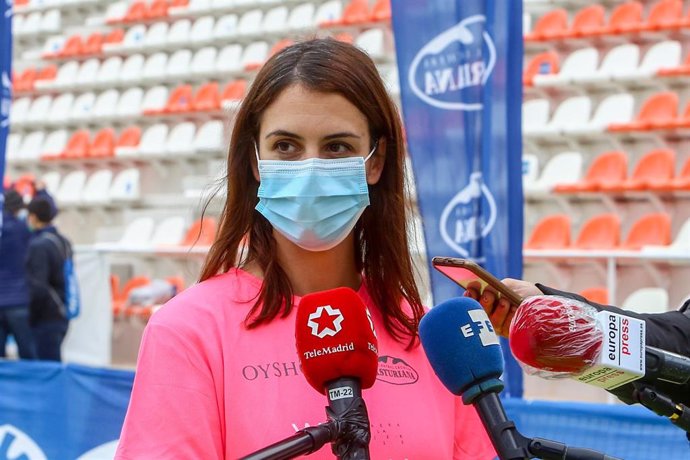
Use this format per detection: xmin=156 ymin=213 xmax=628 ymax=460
xmin=0 ymin=210 xmax=31 ymax=307
xmin=537 ymin=283 xmax=690 ymax=406
xmin=26 ymin=226 xmax=68 ymax=325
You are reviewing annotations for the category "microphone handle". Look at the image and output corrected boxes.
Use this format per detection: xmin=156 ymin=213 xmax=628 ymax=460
xmin=644 ymin=346 xmax=690 ymax=385
xmin=529 ymin=438 xmax=622 ymax=460
xmin=326 ymin=377 xmax=371 ymax=460
xmin=473 ymin=392 xmax=533 ymax=459
xmin=239 ymin=424 xmax=334 ymax=460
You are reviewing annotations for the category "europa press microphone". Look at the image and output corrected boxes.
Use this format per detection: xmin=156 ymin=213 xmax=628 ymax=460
xmin=419 ymin=297 xmax=621 ymax=460
xmin=241 ymin=287 xmax=378 ymax=460
xmin=508 ymin=295 xmax=690 ymax=433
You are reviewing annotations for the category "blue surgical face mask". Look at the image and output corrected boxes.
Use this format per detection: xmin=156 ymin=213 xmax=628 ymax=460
xmin=255 ymin=142 xmax=377 ymax=251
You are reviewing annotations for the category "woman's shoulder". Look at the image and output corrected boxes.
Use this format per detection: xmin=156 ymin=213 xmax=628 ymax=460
xmin=148 ymin=268 xmax=261 ymax=330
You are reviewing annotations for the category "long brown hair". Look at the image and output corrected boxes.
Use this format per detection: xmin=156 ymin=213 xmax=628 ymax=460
xmin=200 ymin=38 xmax=424 ymax=346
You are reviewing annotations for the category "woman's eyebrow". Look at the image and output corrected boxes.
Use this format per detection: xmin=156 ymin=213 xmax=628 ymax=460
xmin=264 ymin=131 xmax=362 ymax=140
xmin=323 ymin=132 xmax=361 ymax=140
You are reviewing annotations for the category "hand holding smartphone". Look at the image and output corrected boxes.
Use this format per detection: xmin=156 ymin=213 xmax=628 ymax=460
xmin=432 ymin=257 xmax=524 ymax=337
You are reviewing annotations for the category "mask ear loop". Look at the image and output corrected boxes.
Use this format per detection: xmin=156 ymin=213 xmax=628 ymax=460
xmin=364 ymin=140 xmax=379 ymax=163
xmin=253 ymin=141 xmax=260 ymax=162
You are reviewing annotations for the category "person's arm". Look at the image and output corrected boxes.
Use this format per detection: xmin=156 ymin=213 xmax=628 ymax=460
xmin=25 ymin=241 xmax=52 ymax=322
xmin=536 ymin=284 xmax=690 ymax=358
xmin=114 ymin=316 xmax=224 ymax=459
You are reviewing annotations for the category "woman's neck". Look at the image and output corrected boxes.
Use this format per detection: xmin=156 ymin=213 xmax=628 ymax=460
xmin=247 ymin=232 xmax=361 ymax=296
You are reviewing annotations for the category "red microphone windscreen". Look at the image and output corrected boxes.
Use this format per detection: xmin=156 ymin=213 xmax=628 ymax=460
xmin=509 ymin=296 xmax=604 ymax=374
xmin=295 ymin=287 xmax=379 ymax=394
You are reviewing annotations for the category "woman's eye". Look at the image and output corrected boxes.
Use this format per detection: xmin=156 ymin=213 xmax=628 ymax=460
xmin=274 ymin=141 xmax=296 ymax=154
xmin=326 ymin=143 xmax=352 ymax=154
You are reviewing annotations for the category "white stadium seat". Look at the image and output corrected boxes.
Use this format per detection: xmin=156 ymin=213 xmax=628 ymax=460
xmin=9 ymin=97 xmax=31 ymax=125
xmin=119 ymin=54 xmax=145 ymax=83
xmin=6 ymin=133 xmax=22 ymax=161
xmin=237 ymin=9 xmax=263 ymax=36
xmin=70 ymin=92 xmax=97 ymax=121
xmin=241 ymin=41 xmax=268 ymax=68
xmin=167 ymin=19 xmax=192 ymax=46
xmin=166 ymin=49 xmax=193 ymax=79
xmin=213 ymin=14 xmax=238 ymax=41
xmin=19 ymin=131 xmax=45 ymax=161
xmin=57 ymin=170 xmax=87 ymax=205
xmin=263 ymin=7 xmax=288 ymax=34
xmin=42 ymin=171 xmax=62 ymax=195
xmin=151 ymin=217 xmax=187 ymax=246
xmin=97 ymin=57 xmax=124 ymax=86
xmin=116 ymin=87 xmax=144 ymax=119
xmin=109 ymin=169 xmax=141 ymax=201
xmin=138 ymin=123 xmax=170 ymax=157
xmin=166 ymin=122 xmax=197 ymax=155
xmin=141 ymin=86 xmax=169 ymax=114
xmin=216 ymin=44 xmax=243 ymax=73
xmin=41 ymin=129 xmax=69 ymax=159
xmin=522 ymin=98 xmax=550 ymax=135
xmin=120 ymin=24 xmax=147 ymax=52
xmin=82 ymin=170 xmax=114 ymax=205
xmin=579 ymin=44 xmax=639 ymax=84
xmin=289 ymin=3 xmax=315 ymax=30
xmin=142 ymin=52 xmax=169 ymax=82
xmin=315 ymin=0 xmax=342 ymax=24
xmin=144 ymin=22 xmax=169 ymax=51
xmin=540 ymin=96 xmax=592 ymax=135
xmin=566 ymin=93 xmax=635 ymax=134
xmin=190 ymin=16 xmax=215 ymax=44
xmin=75 ymin=59 xmax=101 ymax=87
xmin=525 ymin=152 xmax=583 ymax=194
xmin=93 ymin=89 xmax=120 ymax=120
xmin=194 ymin=120 xmax=225 ymax=153
xmin=117 ymin=217 xmax=155 ymax=247
xmin=623 ymin=288 xmax=669 ymax=315
xmin=192 ymin=47 xmax=218 ymax=77
xmin=533 ymin=48 xmax=598 ymax=87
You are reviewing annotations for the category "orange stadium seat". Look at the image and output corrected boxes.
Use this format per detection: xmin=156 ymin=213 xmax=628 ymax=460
xmin=525 ymin=9 xmax=568 ymax=42
xmin=657 ymin=51 xmax=690 ymax=77
xmin=163 ymin=85 xmax=194 ymax=113
xmin=166 ymin=276 xmax=186 ymax=295
xmin=82 ymin=32 xmax=104 ymax=56
xmin=62 ymin=130 xmax=91 ymax=159
xmin=599 ymin=149 xmax=675 ymax=191
xmin=36 ymin=65 xmax=57 ymax=83
xmin=579 ymin=287 xmax=610 ymax=305
xmin=181 ymin=218 xmax=218 ymax=247
xmin=192 ymin=82 xmax=221 ymax=112
xmin=370 ymin=0 xmax=391 ymax=22
xmin=170 ymin=0 xmax=189 ymax=7
xmin=666 ymin=100 xmax=690 ymax=128
xmin=554 ymin=150 xmax=629 ymax=193
xmin=524 ymin=214 xmax=571 ymax=249
xmin=146 ymin=0 xmax=170 ymax=19
xmin=635 ymin=0 xmax=683 ymax=32
xmin=89 ymin=128 xmax=116 ymax=158
xmin=573 ymin=213 xmax=621 ymax=249
xmin=334 ymin=33 xmax=354 ymax=44
xmin=596 ymin=1 xmax=644 ymax=35
xmin=13 ymin=174 xmax=36 ymax=198
xmin=105 ymin=28 xmax=125 ymax=47
xmin=523 ymin=51 xmax=559 ymax=86
xmin=560 ymin=5 xmax=606 ymax=39
xmin=620 ymin=213 xmax=672 ymax=249
xmin=122 ymin=1 xmax=148 ymax=23
xmin=608 ymin=92 xmax=678 ymax=131
xmin=14 ymin=68 xmax=37 ymax=92
xmin=113 ymin=276 xmax=151 ymax=317
xmin=649 ymin=157 xmax=690 ymax=192
xmin=321 ymin=0 xmax=368 ymax=27
xmin=59 ymin=35 xmax=84 ymax=57
xmin=269 ymin=39 xmax=295 ymax=59
xmin=221 ymin=80 xmax=247 ymax=102
xmin=117 ymin=126 xmax=142 ymax=150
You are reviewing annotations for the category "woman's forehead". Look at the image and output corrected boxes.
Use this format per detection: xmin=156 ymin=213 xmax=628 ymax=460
xmin=259 ymin=85 xmax=369 ymax=137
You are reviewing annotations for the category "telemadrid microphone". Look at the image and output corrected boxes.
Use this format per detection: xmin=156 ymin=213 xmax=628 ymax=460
xmin=419 ymin=297 xmax=620 ymax=460
xmin=295 ymin=287 xmax=379 ymax=460
xmin=508 ymin=295 xmax=690 ymax=389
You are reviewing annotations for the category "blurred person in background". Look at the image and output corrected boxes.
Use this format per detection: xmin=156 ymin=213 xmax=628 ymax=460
xmin=0 ymin=188 xmax=37 ymax=360
xmin=25 ymin=195 xmax=69 ymax=362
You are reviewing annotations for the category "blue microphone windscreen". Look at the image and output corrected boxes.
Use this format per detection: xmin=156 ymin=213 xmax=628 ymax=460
xmin=419 ymin=297 xmax=504 ymax=397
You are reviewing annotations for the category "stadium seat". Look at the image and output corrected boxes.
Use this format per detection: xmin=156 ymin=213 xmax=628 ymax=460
xmin=142 ymin=52 xmax=169 ymax=82
xmin=181 ymin=217 xmax=217 ymax=246
xmin=144 ymin=22 xmax=169 ymax=50
xmin=560 ymin=5 xmax=606 ymax=39
xmin=315 ymin=1 xmax=342 ymax=25
xmin=166 ymin=49 xmax=193 ymax=79
xmin=116 ymin=87 xmax=144 ymax=119
xmin=649 ymin=157 xmax=690 ymax=191
xmin=555 ymin=150 xmax=628 ymax=193
xmin=600 ymin=149 xmax=675 ymax=191
xmin=190 ymin=16 xmax=215 ymax=43
xmin=138 ymin=124 xmax=170 ymax=156
xmin=59 ymin=34 xmax=84 ymax=57
xmin=41 ymin=10 xmax=61 ymax=34
xmin=112 ymin=276 xmax=151 ymax=316
xmin=643 ymin=217 xmax=690 ymax=253
xmin=41 ymin=171 xmax=61 ymax=196
xmin=238 ymin=9 xmax=263 ymax=35
xmin=6 ymin=133 xmax=22 ymax=161
xmin=213 ymin=14 xmax=238 ymax=40
xmin=141 ymin=86 xmax=169 ymax=115
xmin=579 ymin=287 xmax=609 ymax=305
xmin=82 ymin=170 xmax=114 ymax=205
xmin=634 ymin=0 xmax=683 ymax=32
xmin=522 ymin=99 xmax=550 ymax=135
xmin=70 ymin=92 xmax=97 ymax=122
xmin=193 ymin=120 xmax=225 ymax=153
xmin=289 ymin=3 xmax=315 ymax=29
xmin=93 ymin=89 xmax=120 ymax=120
xmin=216 ymin=44 xmax=243 ymax=74
xmin=89 ymin=128 xmax=116 ymax=158
xmin=370 ymin=0 xmax=391 ymax=22
xmin=191 ymin=47 xmax=218 ymax=77
xmin=82 ymin=32 xmax=104 ymax=56
xmin=567 ymin=93 xmax=635 ymax=134
xmin=119 ymin=24 xmax=147 ymax=51
xmin=48 ymin=93 xmax=75 ymax=125
xmin=533 ymin=48 xmax=598 ymax=87
xmin=620 ymin=213 xmax=672 ymax=249
xmin=665 ymin=100 xmax=690 ymax=129
xmin=193 ymin=82 xmax=221 ymax=112
xmin=578 ymin=44 xmax=639 ymax=84
xmin=9 ymin=97 xmax=31 ymax=125
xmin=105 ymin=28 xmax=125 ymax=47
xmin=51 ymin=60 xmax=80 ymax=89
xmin=539 ymin=96 xmax=592 ymax=135
xmin=168 ymin=19 xmax=192 ymax=46
xmin=75 ymin=59 xmax=100 ymax=87
xmin=109 ymin=169 xmax=141 ymax=201
xmin=115 ymin=127 xmax=142 ymax=157
xmin=608 ymin=92 xmax=678 ymax=132
xmin=166 ymin=122 xmax=197 ymax=155
xmin=40 ymin=130 xmax=69 ymax=160
xmin=524 ymin=214 xmax=571 ymax=249
xmin=616 ymin=41 xmax=682 ymax=81
xmin=97 ymin=57 xmax=124 ymax=86
xmin=324 ymin=0 xmax=369 ymax=26
xmin=596 ymin=1 xmax=644 ymax=35
xmin=19 ymin=131 xmax=46 ymax=161
xmin=120 ymin=54 xmax=146 ymax=83
xmin=525 ymin=9 xmax=568 ymax=41
xmin=263 ymin=6 xmax=288 ymax=33
xmin=14 ymin=68 xmax=37 ymax=93
xmin=41 ymin=35 xmax=66 ymax=59
xmin=573 ymin=213 xmax=621 ymax=249
xmin=62 ymin=130 xmax=91 ymax=159
xmin=56 ymin=170 xmax=87 ymax=205
xmin=118 ymin=217 xmax=156 ymax=247
xmin=242 ymin=41 xmax=269 ymax=70
xmin=523 ymin=51 xmax=559 ymax=86
xmin=525 ymin=152 xmax=583 ymax=193
xmin=23 ymin=95 xmax=53 ymax=126
xmin=146 ymin=0 xmax=170 ymax=20
xmin=122 ymin=1 xmax=148 ymax=23
xmin=151 ymin=217 xmax=187 ymax=246
xmin=622 ymin=287 xmax=669 ymax=314
xmin=356 ymin=29 xmax=387 ymax=61
xmin=164 ymin=85 xmax=194 ymax=113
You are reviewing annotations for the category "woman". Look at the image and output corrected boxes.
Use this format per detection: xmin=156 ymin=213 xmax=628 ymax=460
xmin=116 ymin=38 xmax=494 ymax=459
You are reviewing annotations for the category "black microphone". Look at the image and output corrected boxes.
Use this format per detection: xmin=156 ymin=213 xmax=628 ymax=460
xmin=419 ymin=297 xmax=621 ymax=460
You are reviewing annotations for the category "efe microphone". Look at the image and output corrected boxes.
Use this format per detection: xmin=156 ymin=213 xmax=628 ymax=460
xmin=296 ymin=287 xmax=379 ymax=460
xmin=419 ymin=297 xmax=621 ymax=460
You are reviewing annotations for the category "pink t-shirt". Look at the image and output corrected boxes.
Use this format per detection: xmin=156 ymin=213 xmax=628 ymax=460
xmin=115 ymin=268 xmax=495 ymax=459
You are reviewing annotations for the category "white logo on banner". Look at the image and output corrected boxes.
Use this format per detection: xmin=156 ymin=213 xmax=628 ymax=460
xmin=76 ymin=440 xmax=119 ymax=459
xmin=0 ymin=425 xmax=47 ymax=460
xmin=307 ymin=305 xmax=344 ymax=338
xmin=408 ymin=15 xmax=496 ymax=111
xmin=460 ymin=310 xmax=499 ymax=346
xmin=439 ymin=172 xmax=497 ymax=260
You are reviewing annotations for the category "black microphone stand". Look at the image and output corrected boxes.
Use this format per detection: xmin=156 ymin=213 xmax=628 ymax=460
xmin=633 ymin=384 xmax=690 ymax=436
xmin=239 ymin=423 xmax=335 ymax=460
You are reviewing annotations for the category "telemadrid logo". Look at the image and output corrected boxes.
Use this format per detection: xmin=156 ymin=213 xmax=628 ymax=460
xmin=307 ymin=305 xmax=344 ymax=338
xmin=408 ymin=15 xmax=496 ymax=111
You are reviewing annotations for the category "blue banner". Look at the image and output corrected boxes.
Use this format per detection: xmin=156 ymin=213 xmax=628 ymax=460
xmin=392 ymin=1 xmax=524 ymax=395
xmin=0 ymin=361 xmax=132 ymax=459
xmin=1 ymin=0 xmax=11 ymax=207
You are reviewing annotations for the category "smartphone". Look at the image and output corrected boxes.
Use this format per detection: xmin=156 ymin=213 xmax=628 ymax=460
xmin=432 ymin=256 xmax=523 ymax=305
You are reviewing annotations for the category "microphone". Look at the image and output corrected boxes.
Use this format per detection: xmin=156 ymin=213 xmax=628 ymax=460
xmin=295 ymin=287 xmax=378 ymax=460
xmin=420 ymin=297 xmax=620 ymax=460
xmin=508 ymin=295 xmax=690 ymax=388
